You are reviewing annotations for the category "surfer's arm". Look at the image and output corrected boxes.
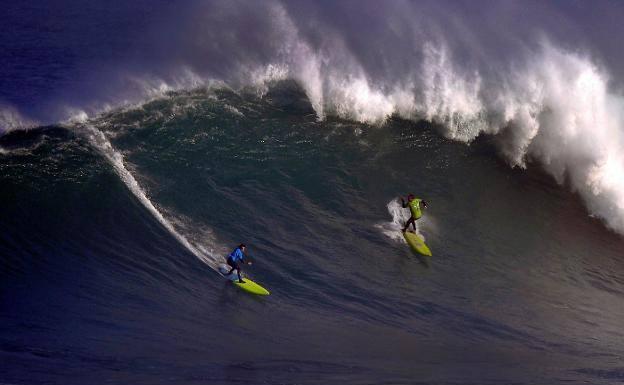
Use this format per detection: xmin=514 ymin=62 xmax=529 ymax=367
xmin=241 ymin=251 xmax=252 ymax=265
xmin=401 ymin=197 xmax=407 ymax=208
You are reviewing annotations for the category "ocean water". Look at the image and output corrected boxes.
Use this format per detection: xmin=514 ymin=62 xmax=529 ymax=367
xmin=2 ymin=2 xmax=624 ymax=384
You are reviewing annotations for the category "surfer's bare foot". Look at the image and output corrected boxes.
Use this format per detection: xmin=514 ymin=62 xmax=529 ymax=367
xmin=239 ymin=279 xmax=245 ymax=283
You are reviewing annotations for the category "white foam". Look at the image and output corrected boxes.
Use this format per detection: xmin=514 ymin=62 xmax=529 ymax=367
xmin=487 ymin=43 xmax=624 ymax=232
xmin=375 ymin=198 xmax=425 ymax=243
xmin=248 ymin=64 xmax=289 ymax=97
xmin=68 ymin=36 xmax=624 ymax=236
xmin=284 ymin=37 xmax=624 ymax=233
xmin=0 ymin=105 xmax=38 ymax=134
xmin=224 ymin=104 xmax=244 ymax=117
xmin=326 ymin=75 xmax=395 ymax=124
xmin=5 ymin=1 xmax=624 ymax=235
xmin=252 ymin=5 xmax=624 ymax=233
xmin=417 ymin=43 xmax=485 ymax=140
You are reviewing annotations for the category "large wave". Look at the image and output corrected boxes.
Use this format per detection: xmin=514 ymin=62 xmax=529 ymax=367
xmin=80 ymin=122 xmax=224 ymax=269
xmin=3 ymin=0 xmax=624 ymax=233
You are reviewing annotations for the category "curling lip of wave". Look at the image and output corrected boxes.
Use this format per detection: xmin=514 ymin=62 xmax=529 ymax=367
xmin=280 ymin=37 xmax=624 ymax=233
xmin=252 ymin=27 xmax=624 ymax=233
xmin=3 ymin=0 xmax=624 ymax=235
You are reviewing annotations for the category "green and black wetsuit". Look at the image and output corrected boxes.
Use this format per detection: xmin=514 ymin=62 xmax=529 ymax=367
xmin=402 ymin=198 xmax=423 ymax=232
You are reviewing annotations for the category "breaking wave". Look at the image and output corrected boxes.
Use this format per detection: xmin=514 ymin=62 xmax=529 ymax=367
xmin=3 ymin=0 xmax=624 ymax=233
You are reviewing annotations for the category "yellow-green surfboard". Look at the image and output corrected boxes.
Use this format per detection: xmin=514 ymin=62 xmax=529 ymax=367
xmin=233 ymin=279 xmax=270 ymax=296
xmin=219 ymin=264 xmax=270 ymax=296
xmin=403 ymin=231 xmax=432 ymax=257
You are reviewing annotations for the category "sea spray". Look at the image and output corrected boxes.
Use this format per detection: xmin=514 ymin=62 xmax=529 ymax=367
xmin=3 ymin=0 xmax=624 ymax=234
xmin=0 ymin=105 xmax=38 ymax=134
xmin=376 ymin=199 xmax=422 ymax=243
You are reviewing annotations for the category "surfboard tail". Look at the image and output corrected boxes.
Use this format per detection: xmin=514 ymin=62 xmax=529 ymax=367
xmin=403 ymin=231 xmax=432 ymax=256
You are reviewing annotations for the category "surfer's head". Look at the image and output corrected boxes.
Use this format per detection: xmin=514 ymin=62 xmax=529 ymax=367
xmin=238 ymin=243 xmax=246 ymax=251
xmin=407 ymin=194 xmax=415 ymax=201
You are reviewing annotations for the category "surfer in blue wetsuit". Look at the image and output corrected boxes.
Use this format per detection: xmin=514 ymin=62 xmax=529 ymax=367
xmin=225 ymin=244 xmax=252 ymax=283
xmin=401 ymin=194 xmax=428 ymax=233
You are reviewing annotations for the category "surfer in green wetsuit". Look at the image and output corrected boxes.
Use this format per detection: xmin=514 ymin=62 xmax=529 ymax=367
xmin=401 ymin=194 xmax=428 ymax=233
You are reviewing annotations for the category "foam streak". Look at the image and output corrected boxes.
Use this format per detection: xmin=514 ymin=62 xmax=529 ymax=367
xmin=82 ymin=124 xmax=222 ymax=269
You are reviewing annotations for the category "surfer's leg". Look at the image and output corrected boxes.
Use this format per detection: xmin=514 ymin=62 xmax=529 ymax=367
xmin=403 ymin=217 xmax=414 ymax=232
xmin=236 ymin=268 xmax=245 ymax=283
xmin=226 ymin=259 xmax=243 ymax=282
xmin=411 ymin=218 xmax=417 ymax=231
xmin=226 ymin=258 xmax=236 ymax=275
xmin=228 ymin=259 xmax=244 ymax=283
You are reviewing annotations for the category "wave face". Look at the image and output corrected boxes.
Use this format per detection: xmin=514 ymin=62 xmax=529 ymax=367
xmin=3 ymin=0 xmax=624 ymax=233
xmin=2 ymin=85 xmax=624 ymax=384
xmin=3 ymin=2 xmax=624 ymax=383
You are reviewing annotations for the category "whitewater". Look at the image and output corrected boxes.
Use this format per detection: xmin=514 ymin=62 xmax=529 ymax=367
xmin=3 ymin=2 xmax=624 ymax=384
xmin=3 ymin=1 xmax=624 ymax=235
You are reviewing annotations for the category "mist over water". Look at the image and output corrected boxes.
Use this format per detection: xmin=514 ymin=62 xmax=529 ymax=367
xmin=3 ymin=3 xmax=624 ymax=382
xmin=2 ymin=0 xmax=623 ymax=234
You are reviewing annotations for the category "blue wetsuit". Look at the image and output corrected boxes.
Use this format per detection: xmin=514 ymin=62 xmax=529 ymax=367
xmin=228 ymin=248 xmax=245 ymax=263
xmin=226 ymin=247 xmax=245 ymax=282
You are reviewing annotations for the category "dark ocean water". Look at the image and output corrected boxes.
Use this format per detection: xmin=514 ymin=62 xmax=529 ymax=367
xmin=2 ymin=85 xmax=624 ymax=384
xmin=4 ymin=1 xmax=624 ymax=384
